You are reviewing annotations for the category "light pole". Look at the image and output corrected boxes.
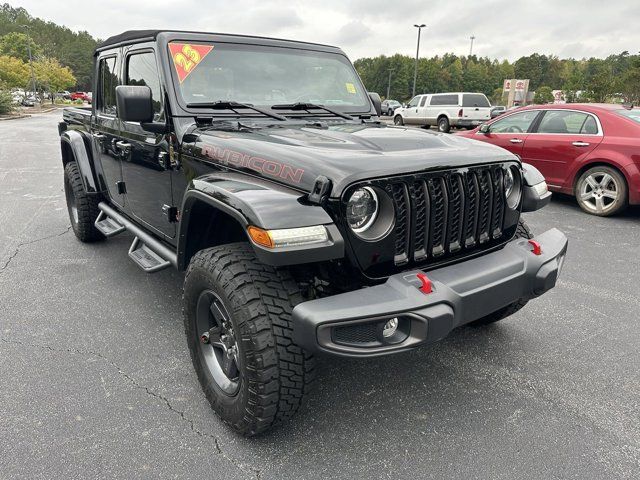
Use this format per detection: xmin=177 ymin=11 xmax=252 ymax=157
xmin=20 ymin=25 xmax=37 ymax=100
xmin=386 ymin=69 xmax=392 ymax=99
xmin=469 ymin=35 xmax=475 ymax=57
xmin=412 ymin=24 xmax=426 ymax=97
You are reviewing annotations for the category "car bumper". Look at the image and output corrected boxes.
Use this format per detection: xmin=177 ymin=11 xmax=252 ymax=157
xmin=454 ymin=119 xmax=486 ymax=127
xmin=292 ymin=228 xmax=568 ymax=358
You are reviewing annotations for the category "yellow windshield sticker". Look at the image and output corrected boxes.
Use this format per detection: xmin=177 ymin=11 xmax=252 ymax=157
xmin=346 ymin=82 xmax=357 ymax=94
xmin=169 ymin=43 xmax=214 ymax=83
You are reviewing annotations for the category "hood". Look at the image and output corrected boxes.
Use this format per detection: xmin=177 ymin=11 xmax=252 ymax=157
xmin=186 ymin=122 xmax=516 ymax=197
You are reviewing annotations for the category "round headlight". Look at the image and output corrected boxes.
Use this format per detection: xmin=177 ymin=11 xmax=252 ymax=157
xmin=346 ymin=187 xmax=378 ymax=233
xmin=504 ymin=166 xmax=522 ymax=209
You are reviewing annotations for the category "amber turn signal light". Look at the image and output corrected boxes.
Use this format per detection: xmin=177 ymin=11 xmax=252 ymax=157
xmin=247 ymin=226 xmax=274 ymax=248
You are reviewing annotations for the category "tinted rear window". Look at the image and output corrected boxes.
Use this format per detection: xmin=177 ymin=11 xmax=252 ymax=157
xmin=616 ymin=109 xmax=640 ymax=124
xmin=463 ymin=94 xmax=490 ymax=107
xmin=430 ymin=94 xmax=458 ymax=106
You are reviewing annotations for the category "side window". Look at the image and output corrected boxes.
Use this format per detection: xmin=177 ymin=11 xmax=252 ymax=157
xmin=419 ymin=96 xmax=428 ymax=107
xmin=462 ymin=94 xmax=490 ymax=107
xmin=581 ymin=115 xmax=598 ymax=134
xmin=407 ymin=96 xmax=420 ymax=108
xmin=126 ymin=51 xmax=163 ymax=120
xmin=538 ymin=111 xmax=590 ymax=134
xmin=98 ymin=56 xmax=118 ymax=115
xmin=490 ymin=110 xmax=539 ymax=133
xmin=431 ymin=94 xmax=458 ymax=106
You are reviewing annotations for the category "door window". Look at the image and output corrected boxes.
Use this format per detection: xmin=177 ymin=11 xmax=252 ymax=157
xmin=537 ymin=110 xmax=594 ymax=134
xmin=98 ymin=56 xmax=118 ymax=115
xmin=407 ymin=96 xmax=420 ymax=107
xmin=490 ymin=110 xmax=539 ymax=133
xmin=126 ymin=51 xmax=163 ymax=121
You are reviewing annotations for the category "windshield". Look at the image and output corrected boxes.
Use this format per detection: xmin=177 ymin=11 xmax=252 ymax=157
xmin=168 ymin=41 xmax=370 ymax=112
xmin=616 ymin=108 xmax=640 ymax=125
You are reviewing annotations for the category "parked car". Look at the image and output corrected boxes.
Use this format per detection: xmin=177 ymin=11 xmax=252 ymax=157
xmin=381 ymin=99 xmax=402 ymax=116
xmin=20 ymin=95 xmax=36 ymax=107
xmin=455 ymin=104 xmax=640 ymax=216
xmin=56 ymin=91 xmax=71 ymax=100
xmin=70 ymin=91 xmax=91 ymax=102
xmin=490 ymin=106 xmax=506 ymax=118
xmin=393 ymin=92 xmax=492 ymax=132
xmin=58 ymin=29 xmax=565 ymax=435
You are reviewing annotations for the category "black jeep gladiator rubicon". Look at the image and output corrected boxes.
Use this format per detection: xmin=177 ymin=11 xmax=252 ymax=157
xmin=59 ymin=30 xmax=567 ymax=436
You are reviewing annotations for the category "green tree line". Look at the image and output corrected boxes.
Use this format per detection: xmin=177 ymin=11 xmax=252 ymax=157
xmin=355 ymin=51 xmax=640 ymax=105
xmin=0 ymin=3 xmax=97 ymax=91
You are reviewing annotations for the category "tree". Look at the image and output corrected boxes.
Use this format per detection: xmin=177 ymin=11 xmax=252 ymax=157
xmin=0 ymin=87 xmax=12 ymax=114
xmin=0 ymin=54 xmax=29 ymax=88
xmin=534 ymin=86 xmax=554 ymax=104
xmin=617 ymin=67 xmax=640 ymax=104
xmin=33 ymin=57 xmax=75 ymax=100
xmin=0 ymin=31 xmax=41 ymax=62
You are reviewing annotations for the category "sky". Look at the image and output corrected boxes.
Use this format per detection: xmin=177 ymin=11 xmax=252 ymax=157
xmin=9 ymin=0 xmax=640 ymax=61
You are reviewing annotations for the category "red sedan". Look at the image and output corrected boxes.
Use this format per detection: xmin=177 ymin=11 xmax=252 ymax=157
xmin=70 ymin=91 xmax=91 ymax=102
xmin=456 ymin=104 xmax=640 ymax=216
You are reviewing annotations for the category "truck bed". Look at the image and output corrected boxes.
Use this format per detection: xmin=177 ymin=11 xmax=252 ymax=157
xmin=62 ymin=107 xmax=92 ymax=130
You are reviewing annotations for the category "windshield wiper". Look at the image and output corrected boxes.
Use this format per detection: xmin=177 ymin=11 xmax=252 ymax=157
xmin=186 ymin=101 xmax=287 ymax=121
xmin=271 ymin=102 xmax=354 ymax=120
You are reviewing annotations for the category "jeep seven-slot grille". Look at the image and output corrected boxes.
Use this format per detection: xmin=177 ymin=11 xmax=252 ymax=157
xmin=387 ymin=166 xmax=507 ymax=266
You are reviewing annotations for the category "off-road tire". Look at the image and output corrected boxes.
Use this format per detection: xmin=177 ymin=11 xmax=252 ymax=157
xmin=469 ymin=220 xmax=533 ymax=326
xmin=63 ymin=161 xmax=104 ymax=242
xmin=183 ymin=243 xmax=316 ymax=436
xmin=437 ymin=116 xmax=450 ymax=133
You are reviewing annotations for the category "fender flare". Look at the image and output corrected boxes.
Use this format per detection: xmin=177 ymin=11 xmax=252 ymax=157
xmin=176 ymin=175 xmax=344 ymax=270
xmin=60 ymin=130 xmax=103 ymax=194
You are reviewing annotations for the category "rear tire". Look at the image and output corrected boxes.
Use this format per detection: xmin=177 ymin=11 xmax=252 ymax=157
xmin=469 ymin=220 xmax=533 ymax=326
xmin=63 ymin=161 xmax=104 ymax=242
xmin=394 ymin=115 xmax=404 ymax=126
xmin=575 ymin=165 xmax=627 ymax=217
xmin=437 ymin=116 xmax=450 ymax=133
xmin=183 ymin=243 xmax=315 ymax=436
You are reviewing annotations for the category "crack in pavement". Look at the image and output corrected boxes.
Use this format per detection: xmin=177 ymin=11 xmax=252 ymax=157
xmin=0 ymin=337 xmax=263 ymax=479
xmin=0 ymin=225 xmax=72 ymax=273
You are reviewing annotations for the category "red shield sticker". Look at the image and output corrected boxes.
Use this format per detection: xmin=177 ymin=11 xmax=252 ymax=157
xmin=169 ymin=43 xmax=214 ymax=83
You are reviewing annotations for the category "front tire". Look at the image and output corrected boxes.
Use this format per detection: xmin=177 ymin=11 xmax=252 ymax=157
xmin=575 ymin=166 xmax=627 ymax=216
xmin=183 ymin=243 xmax=315 ymax=436
xmin=63 ymin=161 xmax=104 ymax=242
xmin=394 ymin=115 xmax=404 ymax=126
xmin=469 ymin=220 xmax=533 ymax=326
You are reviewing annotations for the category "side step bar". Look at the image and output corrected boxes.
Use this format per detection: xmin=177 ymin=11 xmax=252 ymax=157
xmin=96 ymin=202 xmax=177 ymax=273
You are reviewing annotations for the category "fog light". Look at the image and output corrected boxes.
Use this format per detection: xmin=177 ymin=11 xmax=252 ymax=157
xmin=382 ymin=318 xmax=399 ymax=338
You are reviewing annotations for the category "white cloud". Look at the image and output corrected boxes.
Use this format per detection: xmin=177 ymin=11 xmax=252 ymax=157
xmin=9 ymin=0 xmax=640 ymax=61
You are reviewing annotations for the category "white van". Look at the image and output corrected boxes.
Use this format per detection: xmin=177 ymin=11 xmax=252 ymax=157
xmin=394 ymin=92 xmax=492 ymax=132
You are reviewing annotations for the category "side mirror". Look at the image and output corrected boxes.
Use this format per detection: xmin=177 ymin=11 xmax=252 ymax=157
xmin=368 ymin=92 xmax=382 ymax=116
xmin=479 ymin=123 xmax=490 ymax=134
xmin=116 ymin=85 xmax=154 ymax=123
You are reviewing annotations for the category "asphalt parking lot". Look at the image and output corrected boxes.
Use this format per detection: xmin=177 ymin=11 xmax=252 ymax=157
xmin=1 ymin=112 xmax=639 ymax=479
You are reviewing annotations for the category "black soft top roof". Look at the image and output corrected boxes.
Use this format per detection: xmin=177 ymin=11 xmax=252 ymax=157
xmin=96 ymin=29 xmax=338 ymax=53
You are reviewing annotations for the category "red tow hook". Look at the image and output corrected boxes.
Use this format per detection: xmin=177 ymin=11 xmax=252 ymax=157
xmin=528 ymin=239 xmax=542 ymax=256
xmin=416 ymin=273 xmax=433 ymax=294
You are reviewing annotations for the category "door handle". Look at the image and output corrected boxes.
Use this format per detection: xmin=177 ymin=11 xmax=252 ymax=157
xmin=572 ymin=141 xmax=590 ymax=147
xmin=509 ymin=138 xmax=523 ymax=144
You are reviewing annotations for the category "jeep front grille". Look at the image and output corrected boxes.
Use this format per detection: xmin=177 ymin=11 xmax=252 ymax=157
xmin=385 ymin=165 xmax=508 ymax=266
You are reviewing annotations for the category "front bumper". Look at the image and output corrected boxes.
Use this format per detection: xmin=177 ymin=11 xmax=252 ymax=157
xmin=292 ymin=228 xmax=568 ymax=358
